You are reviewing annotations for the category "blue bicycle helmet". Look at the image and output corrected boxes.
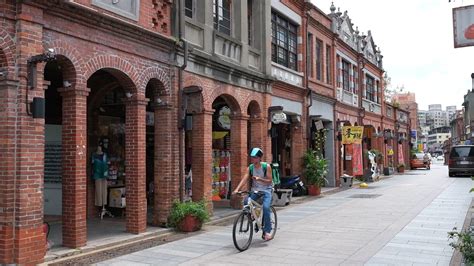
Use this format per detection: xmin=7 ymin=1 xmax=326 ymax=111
xmin=250 ymin=147 xmax=263 ymax=158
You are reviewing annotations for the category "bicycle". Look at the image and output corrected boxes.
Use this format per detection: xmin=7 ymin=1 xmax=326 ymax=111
xmin=232 ymin=191 xmax=277 ymax=251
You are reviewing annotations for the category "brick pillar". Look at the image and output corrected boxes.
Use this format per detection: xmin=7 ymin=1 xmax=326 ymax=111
xmin=191 ymin=111 xmax=213 ymax=213
xmin=291 ymin=125 xmax=304 ymax=176
xmin=11 ymin=3 xmax=46 ymax=264
xmin=230 ymin=116 xmax=248 ymax=209
xmin=0 ymin=81 xmax=19 ymax=263
xmin=153 ymin=104 xmax=179 ymax=226
xmin=59 ymin=86 xmax=89 ymax=248
xmin=125 ymin=95 xmax=148 ymax=234
xmin=249 ymin=117 xmax=263 ymax=149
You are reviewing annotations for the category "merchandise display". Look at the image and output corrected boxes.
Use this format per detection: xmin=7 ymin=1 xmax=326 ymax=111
xmin=211 ymin=149 xmax=231 ymax=201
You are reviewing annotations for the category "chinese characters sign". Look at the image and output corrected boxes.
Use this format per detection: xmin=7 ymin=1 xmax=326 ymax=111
xmin=342 ymin=126 xmax=363 ymax=144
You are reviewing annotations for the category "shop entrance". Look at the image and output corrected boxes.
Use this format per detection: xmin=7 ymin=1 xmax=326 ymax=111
xmin=43 ymin=55 xmax=82 ymax=248
xmin=43 ymin=60 xmax=64 ymax=244
xmin=271 ymin=123 xmax=292 ymax=177
xmin=87 ymin=70 xmax=127 ymax=222
xmin=211 ymin=97 xmax=232 ymax=206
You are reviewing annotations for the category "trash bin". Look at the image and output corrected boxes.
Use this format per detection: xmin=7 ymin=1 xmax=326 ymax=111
xmin=341 ymin=175 xmax=353 ymax=187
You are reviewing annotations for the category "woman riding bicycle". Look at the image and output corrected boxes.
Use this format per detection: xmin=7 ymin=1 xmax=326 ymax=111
xmin=233 ymin=147 xmax=273 ymax=241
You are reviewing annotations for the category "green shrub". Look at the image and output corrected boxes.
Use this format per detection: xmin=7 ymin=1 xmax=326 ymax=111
xmin=303 ymin=150 xmax=328 ymax=187
xmin=448 ymin=227 xmax=474 ymax=263
xmin=168 ymin=200 xmax=210 ymax=228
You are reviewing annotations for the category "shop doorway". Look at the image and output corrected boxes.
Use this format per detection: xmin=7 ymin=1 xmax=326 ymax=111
xmin=211 ymin=97 xmax=232 ymax=207
xmin=271 ymin=123 xmax=292 ymax=177
xmin=87 ymin=70 xmax=127 ymax=222
xmin=43 ymin=60 xmax=64 ymax=245
xmin=43 ymin=55 xmax=79 ymax=247
xmin=310 ymin=120 xmax=335 ymax=186
xmin=144 ymin=78 xmax=168 ymax=224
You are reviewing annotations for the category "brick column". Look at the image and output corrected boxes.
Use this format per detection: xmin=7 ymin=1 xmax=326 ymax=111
xmin=0 ymin=80 xmax=19 ymax=263
xmin=153 ymin=104 xmax=179 ymax=226
xmin=249 ymin=117 xmax=264 ymax=149
xmin=191 ymin=111 xmax=213 ymax=213
xmin=230 ymin=115 xmax=248 ymax=209
xmin=59 ymin=86 xmax=89 ymax=248
xmin=291 ymin=125 xmax=304 ymax=176
xmin=125 ymin=95 xmax=148 ymax=234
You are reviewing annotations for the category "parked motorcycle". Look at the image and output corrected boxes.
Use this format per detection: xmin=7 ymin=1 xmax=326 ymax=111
xmin=279 ymin=175 xmax=307 ymax=196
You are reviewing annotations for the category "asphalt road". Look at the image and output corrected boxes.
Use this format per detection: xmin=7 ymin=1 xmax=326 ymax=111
xmin=97 ymin=161 xmax=472 ymax=265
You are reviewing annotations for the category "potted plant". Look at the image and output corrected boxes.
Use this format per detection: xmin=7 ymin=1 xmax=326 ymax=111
xmin=397 ymin=163 xmax=405 ymax=173
xmin=168 ymin=200 xmax=210 ymax=232
xmin=303 ymin=150 xmax=328 ymax=196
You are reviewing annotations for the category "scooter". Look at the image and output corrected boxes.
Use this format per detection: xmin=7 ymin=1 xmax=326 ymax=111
xmin=279 ymin=175 xmax=307 ymax=196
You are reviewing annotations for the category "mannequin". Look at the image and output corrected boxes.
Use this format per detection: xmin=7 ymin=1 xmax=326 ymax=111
xmin=92 ymin=146 xmax=113 ymax=219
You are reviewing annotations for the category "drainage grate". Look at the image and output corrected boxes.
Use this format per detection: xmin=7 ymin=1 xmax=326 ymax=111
xmin=348 ymin=194 xmax=382 ymax=199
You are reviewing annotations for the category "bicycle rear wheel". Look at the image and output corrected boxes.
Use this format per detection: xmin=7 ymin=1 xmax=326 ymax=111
xmin=232 ymin=212 xmax=253 ymax=251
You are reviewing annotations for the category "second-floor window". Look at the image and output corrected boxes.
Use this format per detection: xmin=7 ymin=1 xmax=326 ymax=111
xmin=342 ymin=60 xmax=350 ymax=91
xmin=185 ymin=0 xmax=194 ymax=18
xmin=214 ymin=0 xmax=231 ymax=35
xmin=248 ymin=0 xmax=253 ymax=46
xmin=316 ymin=39 xmax=322 ymax=81
xmin=271 ymin=12 xmax=298 ymax=71
xmin=366 ymin=75 xmax=375 ymax=102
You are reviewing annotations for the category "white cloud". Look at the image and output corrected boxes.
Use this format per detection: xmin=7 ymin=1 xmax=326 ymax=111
xmin=312 ymin=0 xmax=474 ymax=110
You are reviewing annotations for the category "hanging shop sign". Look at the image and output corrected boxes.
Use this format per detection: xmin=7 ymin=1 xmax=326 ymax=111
xmin=341 ymin=126 xmax=363 ymax=144
xmin=217 ymin=106 xmax=231 ymax=130
xmin=387 ymin=147 xmax=394 ymax=156
xmin=314 ymin=120 xmax=324 ymax=130
xmin=271 ymin=111 xmax=287 ymax=124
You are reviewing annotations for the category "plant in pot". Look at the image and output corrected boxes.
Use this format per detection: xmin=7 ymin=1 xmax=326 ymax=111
xmin=168 ymin=200 xmax=210 ymax=232
xmin=397 ymin=163 xmax=405 ymax=173
xmin=303 ymin=150 xmax=328 ymax=196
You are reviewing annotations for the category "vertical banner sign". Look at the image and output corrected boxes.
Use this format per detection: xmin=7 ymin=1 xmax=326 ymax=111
xmin=352 ymin=143 xmax=363 ymax=175
xmin=398 ymin=144 xmax=404 ymax=165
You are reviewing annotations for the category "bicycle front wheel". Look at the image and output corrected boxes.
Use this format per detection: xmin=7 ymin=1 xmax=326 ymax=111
xmin=232 ymin=212 xmax=253 ymax=251
xmin=267 ymin=206 xmax=278 ymax=239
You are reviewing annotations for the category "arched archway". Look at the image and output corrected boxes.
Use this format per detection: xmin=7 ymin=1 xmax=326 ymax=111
xmin=144 ymin=77 xmax=175 ymax=226
xmin=42 ymin=54 xmax=92 ymax=249
xmin=210 ymin=95 xmax=241 ymax=207
xmin=87 ymin=67 xmax=147 ymax=234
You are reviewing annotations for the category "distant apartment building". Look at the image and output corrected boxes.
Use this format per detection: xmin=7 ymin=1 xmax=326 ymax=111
xmin=427 ymin=126 xmax=451 ymax=154
xmin=418 ymin=104 xmax=457 ymax=131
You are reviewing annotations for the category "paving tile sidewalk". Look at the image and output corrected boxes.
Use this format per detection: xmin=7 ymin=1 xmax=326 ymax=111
xmin=96 ymin=165 xmax=472 ymax=265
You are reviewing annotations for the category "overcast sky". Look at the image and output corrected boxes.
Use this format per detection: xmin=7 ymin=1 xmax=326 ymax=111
xmin=313 ymin=0 xmax=474 ymax=111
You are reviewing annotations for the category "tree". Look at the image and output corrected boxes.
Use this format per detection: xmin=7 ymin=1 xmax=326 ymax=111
xmin=383 ymin=72 xmax=404 ymax=103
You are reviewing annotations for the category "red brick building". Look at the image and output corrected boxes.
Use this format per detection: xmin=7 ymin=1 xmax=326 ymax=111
xmin=0 ymin=1 xmax=411 ymax=264
xmin=328 ymin=6 xmax=384 ymax=179
xmin=0 ymin=1 xmax=175 ymax=264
